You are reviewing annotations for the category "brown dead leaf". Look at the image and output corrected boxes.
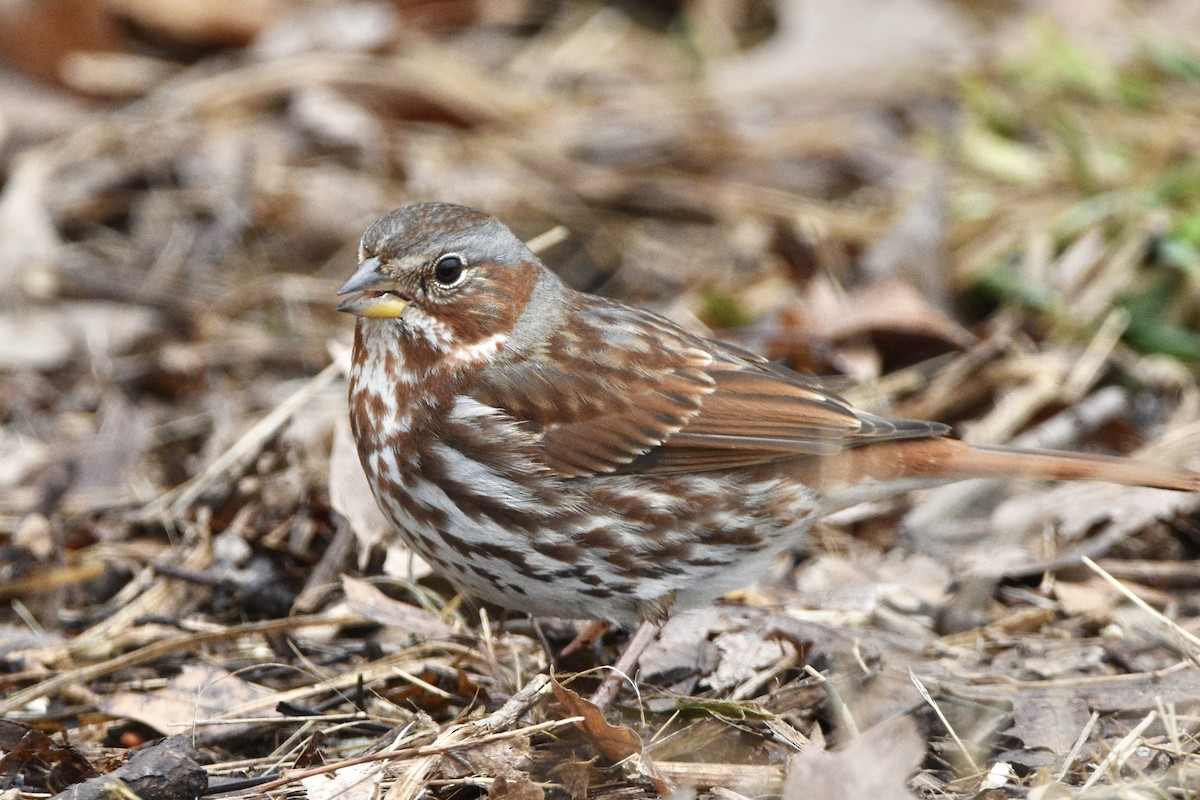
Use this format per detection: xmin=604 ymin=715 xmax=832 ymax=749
xmin=548 ymin=759 xmax=593 ymax=800
xmin=488 ymin=776 xmax=545 ymax=800
xmin=803 ymin=276 xmax=975 ymax=353
xmin=0 ymin=718 xmax=99 ymax=792
xmin=96 ymin=664 xmax=268 ymax=737
xmin=439 ymin=738 xmax=531 ymax=781
xmin=1009 ymin=696 xmax=1093 ymax=754
xmin=549 ymin=677 xmax=642 ymax=765
xmin=550 ymin=677 xmax=670 ymax=794
xmin=341 ymin=575 xmax=456 ymax=639
xmin=782 ymin=715 xmax=924 ymax=800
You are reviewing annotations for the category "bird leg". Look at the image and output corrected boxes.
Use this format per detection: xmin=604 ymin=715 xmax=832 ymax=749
xmin=561 ymin=619 xmax=611 ymax=658
xmin=589 ymin=618 xmax=665 ymax=710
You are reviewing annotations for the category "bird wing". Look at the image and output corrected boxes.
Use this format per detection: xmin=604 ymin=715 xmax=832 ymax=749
xmin=472 ymin=297 xmax=948 ymax=477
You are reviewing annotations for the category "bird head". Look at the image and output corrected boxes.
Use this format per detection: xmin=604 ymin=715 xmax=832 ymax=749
xmin=337 ymin=203 xmax=547 ymax=359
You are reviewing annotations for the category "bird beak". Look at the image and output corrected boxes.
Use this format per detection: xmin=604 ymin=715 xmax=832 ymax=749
xmin=336 ymin=256 xmax=410 ymax=318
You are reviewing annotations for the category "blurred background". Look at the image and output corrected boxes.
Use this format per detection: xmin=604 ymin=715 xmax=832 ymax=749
xmin=3 ymin=0 xmax=1200 ymax=795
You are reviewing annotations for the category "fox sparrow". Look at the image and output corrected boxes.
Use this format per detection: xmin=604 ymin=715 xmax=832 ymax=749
xmin=338 ymin=202 xmax=1199 ymax=626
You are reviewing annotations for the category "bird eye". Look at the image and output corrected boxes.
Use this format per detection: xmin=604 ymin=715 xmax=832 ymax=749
xmin=434 ymin=254 xmax=465 ymax=286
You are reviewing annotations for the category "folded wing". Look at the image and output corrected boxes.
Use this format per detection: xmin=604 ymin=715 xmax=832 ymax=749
xmin=472 ymin=296 xmax=948 ymax=477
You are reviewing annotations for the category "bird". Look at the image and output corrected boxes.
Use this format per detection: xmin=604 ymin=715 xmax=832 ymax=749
xmin=337 ymin=202 xmax=1199 ymax=631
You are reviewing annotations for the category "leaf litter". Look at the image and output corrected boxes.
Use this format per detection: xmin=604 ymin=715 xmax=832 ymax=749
xmin=1 ymin=1 xmax=1200 ymax=798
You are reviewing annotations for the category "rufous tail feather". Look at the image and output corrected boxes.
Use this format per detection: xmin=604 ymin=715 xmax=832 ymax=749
xmin=801 ymin=437 xmax=1200 ymax=493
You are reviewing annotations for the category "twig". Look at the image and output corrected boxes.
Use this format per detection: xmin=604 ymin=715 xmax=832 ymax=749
xmin=0 ymin=613 xmax=362 ymax=716
xmin=248 ymin=715 xmax=579 ymax=795
xmin=1063 ymin=308 xmax=1128 ymax=400
xmin=1081 ymin=556 xmax=1200 ymax=656
xmin=262 ymin=675 xmax=552 ymax=799
xmin=591 ymin=618 xmax=663 ymax=710
xmin=1080 ymin=711 xmax=1158 ymax=791
xmin=1054 ymin=710 xmax=1099 ymax=782
xmin=526 ymin=225 xmax=569 ymax=254
xmin=380 ymin=672 xmax=554 ymax=800
xmin=909 ymin=670 xmax=980 ymax=773
xmin=803 ymin=665 xmax=859 ymax=740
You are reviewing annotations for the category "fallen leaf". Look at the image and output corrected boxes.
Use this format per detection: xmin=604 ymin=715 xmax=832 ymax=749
xmin=51 ymin=735 xmax=206 ymax=800
xmin=704 ymin=627 xmax=791 ymax=694
xmin=550 ymin=678 xmax=670 ymax=794
xmin=488 ymin=776 xmax=545 ymax=800
xmin=97 ymin=664 xmax=268 ymax=738
xmin=549 ymin=677 xmax=642 ymax=765
xmin=439 ymin=738 xmax=531 ymax=781
xmin=990 ymin=482 xmax=1200 ymax=555
xmin=802 ymin=276 xmax=975 ymax=353
xmin=0 ymin=719 xmax=99 ymax=792
xmin=1009 ymin=696 xmax=1092 ymax=754
xmin=341 ymin=575 xmax=457 ymax=639
xmin=782 ymin=715 xmax=924 ymax=800
xmin=301 ymin=761 xmax=385 ymax=800
xmin=638 ymin=607 xmax=721 ymax=686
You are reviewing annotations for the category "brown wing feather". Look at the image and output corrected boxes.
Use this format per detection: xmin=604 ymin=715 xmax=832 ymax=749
xmin=619 ymin=352 xmax=949 ymax=474
xmin=473 ymin=295 xmax=947 ymax=477
xmin=471 ymin=299 xmax=717 ymax=476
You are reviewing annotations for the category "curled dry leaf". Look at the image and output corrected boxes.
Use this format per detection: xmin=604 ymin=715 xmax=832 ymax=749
xmin=549 ymin=677 xmax=642 ymax=765
xmin=0 ymin=718 xmax=99 ymax=792
xmin=549 ymin=677 xmax=669 ymax=794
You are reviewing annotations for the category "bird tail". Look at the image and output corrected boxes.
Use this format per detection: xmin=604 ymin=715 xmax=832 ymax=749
xmin=937 ymin=441 xmax=1200 ymax=491
xmin=799 ymin=437 xmax=1200 ymax=493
